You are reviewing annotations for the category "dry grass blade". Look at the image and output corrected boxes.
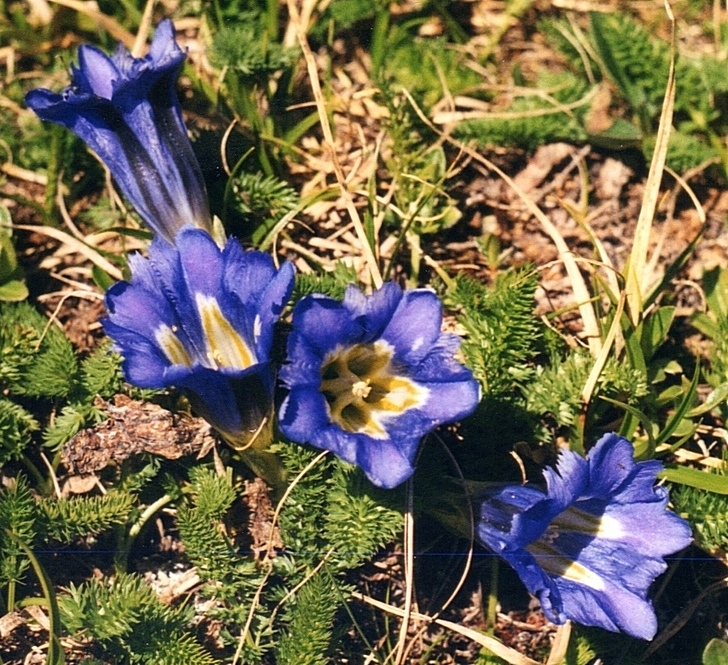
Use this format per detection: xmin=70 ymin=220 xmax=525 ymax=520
xmin=11 ymin=224 xmax=122 ymax=281
xmin=285 ymin=0 xmax=383 ymax=289
xmin=130 ymin=0 xmax=157 ymax=58
xmin=393 ymin=481 xmax=415 ymax=665
xmin=623 ymin=1 xmax=676 ymax=326
xmin=581 ymin=290 xmax=626 ymax=406
xmin=432 ymin=86 xmax=597 ymax=125
xmin=545 ymin=621 xmax=571 ymax=665
xmin=352 ymin=591 xmax=542 ymax=665
xmin=397 ymin=433 xmax=477 ymax=663
xmin=403 ymin=89 xmax=602 ymax=356
xmin=46 ymin=0 xmax=135 ymax=46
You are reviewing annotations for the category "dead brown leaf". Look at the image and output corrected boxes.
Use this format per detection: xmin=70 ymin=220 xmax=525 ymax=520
xmin=62 ymin=395 xmax=216 ymax=474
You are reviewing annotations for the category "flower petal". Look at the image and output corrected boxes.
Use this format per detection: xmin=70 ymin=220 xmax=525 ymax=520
xmin=77 ymin=46 xmax=118 ymax=98
xmin=25 ymin=20 xmax=210 ymax=243
xmin=382 ymin=289 xmax=444 ymax=362
xmin=290 ymin=295 xmax=364 ymax=356
xmin=476 ymin=434 xmax=692 ymax=640
xmin=344 ymin=282 xmax=402 ymax=339
xmin=281 ymin=281 xmax=480 ymax=487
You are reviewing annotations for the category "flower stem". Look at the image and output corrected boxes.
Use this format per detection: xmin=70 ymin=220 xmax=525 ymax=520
xmin=486 ymin=556 xmax=499 ymax=635
xmin=43 ymin=125 xmax=63 ymax=226
xmin=114 ymin=493 xmax=175 ymax=573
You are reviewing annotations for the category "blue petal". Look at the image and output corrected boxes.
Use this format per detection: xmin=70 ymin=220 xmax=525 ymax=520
xmin=290 ymin=294 xmax=364 ymax=356
xmin=148 ymin=19 xmax=178 ymax=63
xmin=279 ymin=386 xmax=337 ymax=444
xmin=103 ymin=276 xmax=180 ymax=346
xmin=354 ymin=436 xmax=417 ymax=488
xmin=556 ymin=577 xmax=657 ymax=640
xmin=279 ymin=334 xmax=326 ymax=387
xmin=417 ymin=378 xmax=480 ymax=422
xmin=222 ymin=244 xmax=294 ymax=356
xmin=177 ymin=367 xmax=243 ymax=436
xmin=600 ymin=501 xmax=692 ymax=557
xmin=141 ymin=235 xmax=207 ymax=360
xmin=25 ymin=20 xmax=210 ymax=243
xmin=543 ymin=448 xmax=590 ymax=513
xmin=382 ymin=289 xmax=444 ymax=363
xmin=407 ymin=335 xmax=469 ymax=382
xmin=223 ymin=242 xmax=275 ymax=307
xmin=254 ymin=260 xmax=295 ymax=353
xmin=77 ymin=46 xmax=118 ymax=98
xmin=176 ymin=227 xmax=227 ymax=296
xmin=101 ymin=321 xmax=172 ymax=388
xmin=343 ymin=282 xmax=402 ymax=340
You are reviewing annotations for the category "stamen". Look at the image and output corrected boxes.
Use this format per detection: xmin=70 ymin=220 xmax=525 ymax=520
xmin=352 ymin=380 xmax=371 ymax=399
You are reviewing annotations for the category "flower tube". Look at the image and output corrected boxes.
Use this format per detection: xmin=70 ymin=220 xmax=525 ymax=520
xmin=103 ymin=227 xmax=294 ymax=470
xmin=279 ymin=283 xmax=481 ymax=488
xmin=26 ymin=20 xmax=211 ymax=243
xmin=477 ymin=433 xmax=692 ymax=640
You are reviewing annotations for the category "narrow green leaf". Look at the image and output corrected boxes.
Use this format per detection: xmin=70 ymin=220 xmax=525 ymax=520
xmin=587 ymin=117 xmax=642 ymax=150
xmin=640 ymin=306 xmax=675 ymax=361
xmin=600 ymin=395 xmax=656 ymax=458
xmin=703 ymin=267 xmax=728 ymax=322
xmin=92 ymin=264 xmax=117 ymax=291
xmin=655 ymin=365 xmax=700 ymax=447
xmin=686 ymin=383 xmax=728 ymax=418
xmin=5 ymin=531 xmax=65 ymax=664
xmin=660 ymin=467 xmax=728 ymax=495
xmin=691 ymin=312 xmax=720 ymax=341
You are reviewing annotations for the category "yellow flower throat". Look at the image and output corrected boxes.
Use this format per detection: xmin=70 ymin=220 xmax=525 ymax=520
xmin=319 ymin=341 xmax=427 ymax=438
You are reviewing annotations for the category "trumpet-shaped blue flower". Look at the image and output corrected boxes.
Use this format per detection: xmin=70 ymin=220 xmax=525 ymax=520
xmin=103 ymin=227 xmax=294 ymax=449
xmin=26 ymin=20 xmax=211 ymax=244
xmin=279 ymin=283 xmax=481 ymax=489
xmin=477 ymin=433 xmax=692 ymax=640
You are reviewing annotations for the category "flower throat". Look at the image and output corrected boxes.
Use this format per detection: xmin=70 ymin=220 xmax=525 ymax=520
xmin=320 ymin=342 xmax=426 ymax=438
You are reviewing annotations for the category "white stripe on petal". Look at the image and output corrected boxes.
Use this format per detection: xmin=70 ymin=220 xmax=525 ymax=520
xmin=527 ymin=540 xmax=606 ymax=591
xmin=196 ymin=294 xmax=256 ymax=370
xmin=156 ymin=325 xmax=193 ymax=367
xmin=551 ymin=507 xmax=624 ymax=540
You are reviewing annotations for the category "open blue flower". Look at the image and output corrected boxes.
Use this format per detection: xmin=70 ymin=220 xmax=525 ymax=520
xmin=477 ymin=433 xmax=692 ymax=640
xmin=25 ymin=20 xmax=211 ymax=244
xmin=278 ymin=283 xmax=481 ymax=488
xmin=103 ymin=227 xmax=294 ymax=450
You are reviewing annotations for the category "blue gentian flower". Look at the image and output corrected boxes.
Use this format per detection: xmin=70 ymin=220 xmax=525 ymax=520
xmin=477 ymin=433 xmax=692 ymax=640
xmin=102 ymin=227 xmax=294 ymax=452
xmin=278 ymin=283 xmax=481 ymax=489
xmin=25 ymin=20 xmax=211 ymax=244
